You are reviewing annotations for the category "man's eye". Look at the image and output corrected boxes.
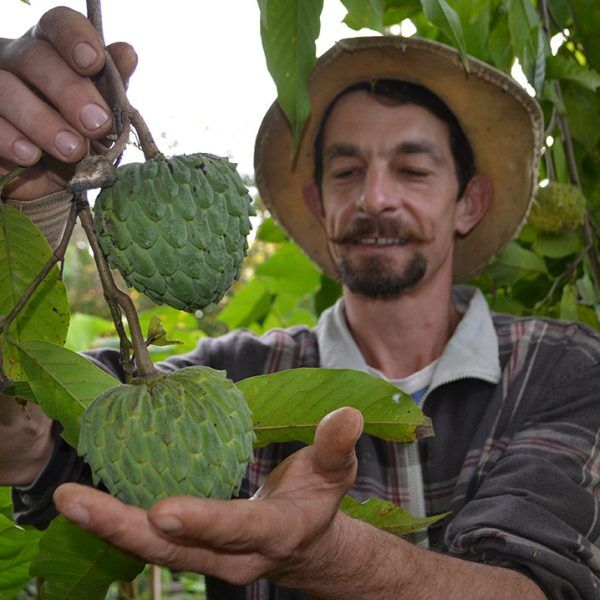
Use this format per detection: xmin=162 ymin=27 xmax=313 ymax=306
xmin=333 ymin=168 xmax=360 ymax=179
xmin=401 ymin=169 xmax=429 ymax=177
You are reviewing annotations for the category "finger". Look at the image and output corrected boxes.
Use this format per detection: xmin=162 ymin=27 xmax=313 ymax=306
xmin=0 ymin=115 xmax=41 ymax=166
xmin=148 ymin=496 xmax=286 ymax=552
xmin=31 ymin=7 xmax=105 ymax=76
xmin=0 ymin=71 xmax=88 ymax=163
xmin=107 ymin=42 xmax=138 ymax=88
xmin=53 ymin=483 xmax=179 ymax=563
xmin=312 ymin=406 xmax=363 ymax=474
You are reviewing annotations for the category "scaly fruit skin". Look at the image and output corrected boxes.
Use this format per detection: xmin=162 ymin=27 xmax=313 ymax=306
xmin=78 ymin=366 xmax=255 ymax=510
xmin=528 ymin=182 xmax=586 ymax=233
xmin=93 ymin=153 xmax=254 ymax=311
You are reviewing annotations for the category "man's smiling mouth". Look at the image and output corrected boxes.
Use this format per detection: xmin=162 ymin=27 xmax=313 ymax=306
xmin=353 ymin=237 xmax=409 ymax=246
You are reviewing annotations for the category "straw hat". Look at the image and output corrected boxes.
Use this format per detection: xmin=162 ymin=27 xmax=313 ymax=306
xmin=254 ymin=36 xmax=543 ymax=281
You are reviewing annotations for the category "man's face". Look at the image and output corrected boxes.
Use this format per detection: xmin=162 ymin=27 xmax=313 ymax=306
xmin=314 ymin=91 xmax=470 ymax=299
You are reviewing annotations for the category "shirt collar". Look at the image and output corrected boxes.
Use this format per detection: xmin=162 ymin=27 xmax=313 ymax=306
xmin=314 ymin=285 xmax=501 ymax=390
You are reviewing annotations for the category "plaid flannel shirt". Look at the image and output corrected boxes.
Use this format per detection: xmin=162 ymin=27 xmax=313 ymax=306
xmin=13 ymin=288 xmax=600 ymax=599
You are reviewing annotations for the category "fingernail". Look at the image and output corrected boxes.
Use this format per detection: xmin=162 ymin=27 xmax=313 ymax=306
xmin=80 ymin=104 xmax=110 ymax=131
xmin=13 ymin=139 xmax=39 ymax=162
xmin=61 ymin=504 xmax=90 ymax=526
xmin=152 ymin=515 xmax=183 ymax=534
xmin=72 ymin=42 xmax=98 ymax=69
xmin=54 ymin=131 xmax=81 ymax=157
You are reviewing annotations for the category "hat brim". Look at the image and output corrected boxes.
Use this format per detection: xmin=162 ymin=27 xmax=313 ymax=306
xmin=254 ymin=36 xmax=543 ymax=282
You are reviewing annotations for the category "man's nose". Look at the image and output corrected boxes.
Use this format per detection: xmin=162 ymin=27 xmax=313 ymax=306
xmin=358 ymin=167 xmax=398 ymax=216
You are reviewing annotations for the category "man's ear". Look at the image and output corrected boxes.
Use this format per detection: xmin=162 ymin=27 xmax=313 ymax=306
xmin=455 ymin=175 xmax=493 ymax=236
xmin=303 ymin=181 xmax=325 ymax=222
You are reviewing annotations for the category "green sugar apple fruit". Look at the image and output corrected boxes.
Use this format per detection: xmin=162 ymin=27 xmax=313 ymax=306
xmin=93 ymin=153 xmax=254 ymax=311
xmin=528 ymin=182 xmax=586 ymax=233
xmin=78 ymin=366 xmax=255 ymax=509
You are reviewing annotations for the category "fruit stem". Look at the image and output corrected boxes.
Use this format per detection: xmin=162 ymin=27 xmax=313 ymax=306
xmin=77 ymin=196 xmax=158 ymax=379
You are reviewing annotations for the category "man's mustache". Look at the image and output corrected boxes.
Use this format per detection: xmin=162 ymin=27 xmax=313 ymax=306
xmin=330 ymin=215 xmax=425 ymax=245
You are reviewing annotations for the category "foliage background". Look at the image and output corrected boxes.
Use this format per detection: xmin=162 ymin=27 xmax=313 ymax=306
xmin=1 ymin=0 xmax=599 ymax=598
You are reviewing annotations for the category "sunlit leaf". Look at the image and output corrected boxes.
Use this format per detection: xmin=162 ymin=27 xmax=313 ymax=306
xmin=0 ymin=514 xmax=41 ymax=600
xmin=238 ymin=368 xmax=432 ymax=447
xmin=341 ymin=0 xmax=385 ymax=33
xmin=546 ymin=54 xmax=600 ymax=91
xmin=533 ymin=231 xmax=582 ymax=258
xmin=259 ymin=0 xmax=324 ymax=152
xmin=0 ymin=205 xmax=69 ymax=381
xmin=340 ymin=496 xmax=449 ymax=535
xmin=421 ymin=0 xmax=469 ymax=69
xmin=15 ymin=340 xmax=118 ymax=447
xmin=560 ymin=283 xmax=579 ymax=321
xmin=484 ymin=241 xmax=548 ymax=286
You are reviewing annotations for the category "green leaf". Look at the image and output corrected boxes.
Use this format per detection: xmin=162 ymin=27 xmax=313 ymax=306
xmin=64 ymin=313 xmax=114 ymax=352
xmin=561 ymin=82 xmax=600 ymax=151
xmin=3 ymin=380 xmax=36 ymax=403
xmin=238 ymin=368 xmax=432 ymax=447
xmin=420 ymin=0 xmax=469 ymax=70
xmin=0 ymin=205 xmax=69 ymax=381
xmin=256 ymin=242 xmax=321 ymax=297
xmin=485 ymin=241 xmax=548 ymax=286
xmin=0 ymin=488 xmax=12 ymax=520
xmin=314 ymin=274 xmax=343 ymax=315
xmin=383 ymin=0 xmax=421 ymax=26
xmin=546 ymin=54 xmax=600 ymax=91
xmin=218 ymin=279 xmax=272 ymax=329
xmin=507 ymin=0 xmax=539 ymax=59
xmin=341 ymin=0 xmax=385 ymax=33
xmin=145 ymin=315 xmax=182 ymax=347
xmin=533 ymin=231 xmax=582 ymax=258
xmin=571 ymin=0 xmax=600 ymax=72
xmin=15 ymin=340 xmax=118 ymax=448
xmin=256 ymin=216 xmax=288 ymax=242
xmin=0 ymin=514 xmax=41 ymax=599
xmin=30 ymin=516 xmax=144 ymax=600
xmin=488 ymin=9 xmax=513 ymax=73
xmin=340 ymin=496 xmax=450 ymax=535
xmin=560 ymin=283 xmax=579 ymax=321
xmin=259 ymin=0 xmax=324 ymax=152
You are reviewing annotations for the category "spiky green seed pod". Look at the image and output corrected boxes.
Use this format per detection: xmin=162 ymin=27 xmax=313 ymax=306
xmin=528 ymin=182 xmax=586 ymax=233
xmin=93 ymin=153 xmax=254 ymax=311
xmin=78 ymin=366 xmax=255 ymax=509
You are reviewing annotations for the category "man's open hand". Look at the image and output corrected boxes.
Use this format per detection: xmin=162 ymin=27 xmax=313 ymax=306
xmin=53 ymin=406 xmax=364 ymax=587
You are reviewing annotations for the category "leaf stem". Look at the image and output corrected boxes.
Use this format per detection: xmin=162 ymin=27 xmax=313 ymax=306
xmin=77 ymin=196 xmax=157 ymax=379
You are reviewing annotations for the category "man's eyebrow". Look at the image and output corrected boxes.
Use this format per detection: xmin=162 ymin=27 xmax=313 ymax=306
xmin=323 ymin=144 xmax=361 ymax=163
xmin=391 ymin=141 xmax=445 ymax=164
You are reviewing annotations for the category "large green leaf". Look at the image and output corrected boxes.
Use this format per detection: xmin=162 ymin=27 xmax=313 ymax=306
xmin=0 ymin=488 xmax=12 ymax=521
xmin=561 ymin=83 xmax=600 ymax=151
xmin=256 ymin=242 xmax=321 ymax=296
xmin=571 ymin=0 xmax=600 ymax=72
xmin=546 ymin=54 xmax=600 ymax=91
xmin=259 ymin=0 xmax=323 ymax=152
xmin=15 ymin=340 xmax=118 ymax=448
xmin=341 ymin=0 xmax=385 ymax=33
xmin=218 ymin=279 xmax=272 ymax=329
xmin=0 ymin=514 xmax=41 ymax=600
xmin=533 ymin=231 xmax=582 ymax=258
xmin=420 ymin=0 xmax=469 ymax=69
xmin=484 ymin=241 xmax=548 ymax=286
xmin=382 ymin=0 xmax=421 ymax=26
xmin=30 ymin=516 xmax=144 ymax=600
xmin=0 ymin=205 xmax=69 ymax=380
xmin=507 ymin=0 xmax=539 ymax=58
xmin=64 ymin=313 xmax=114 ymax=353
xmin=340 ymin=496 xmax=449 ymax=535
xmin=238 ymin=368 xmax=431 ymax=447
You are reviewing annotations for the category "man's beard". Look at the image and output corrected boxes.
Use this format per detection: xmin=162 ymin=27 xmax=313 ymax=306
xmin=330 ymin=215 xmax=428 ymax=300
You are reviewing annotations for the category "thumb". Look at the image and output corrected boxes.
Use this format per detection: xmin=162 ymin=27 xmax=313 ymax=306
xmin=312 ymin=406 xmax=363 ymax=474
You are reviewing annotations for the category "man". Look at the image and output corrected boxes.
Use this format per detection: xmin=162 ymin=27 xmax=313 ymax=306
xmin=1 ymin=8 xmax=598 ymax=599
